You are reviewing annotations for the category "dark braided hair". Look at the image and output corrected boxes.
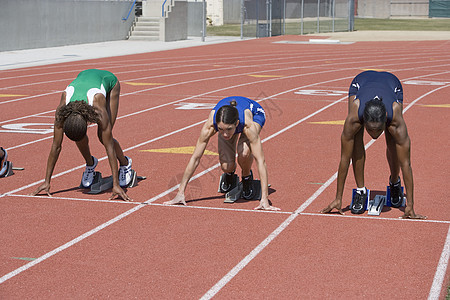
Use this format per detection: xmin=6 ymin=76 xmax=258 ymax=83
xmin=215 ymin=99 xmax=239 ymax=125
xmin=363 ymin=97 xmax=386 ymax=124
xmin=56 ymin=101 xmax=100 ymax=141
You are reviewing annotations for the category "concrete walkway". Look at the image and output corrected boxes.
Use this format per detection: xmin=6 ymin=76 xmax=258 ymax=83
xmin=0 ymin=36 xmax=244 ymax=71
xmin=1 ymin=32 xmax=449 ymax=71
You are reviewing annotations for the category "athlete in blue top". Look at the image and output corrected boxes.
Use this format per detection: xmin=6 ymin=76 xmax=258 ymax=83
xmin=321 ymin=71 xmax=425 ymax=219
xmin=165 ymin=96 xmax=279 ymax=211
xmin=31 ymin=69 xmax=132 ymax=201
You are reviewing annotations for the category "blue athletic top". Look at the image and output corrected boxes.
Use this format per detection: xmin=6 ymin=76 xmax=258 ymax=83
xmin=348 ymin=70 xmax=403 ymax=125
xmin=213 ymin=96 xmax=266 ymax=134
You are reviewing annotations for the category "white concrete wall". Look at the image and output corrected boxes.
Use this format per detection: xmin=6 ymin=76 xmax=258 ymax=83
xmin=142 ymin=0 xmax=166 ymax=17
xmin=160 ymin=1 xmax=188 ymax=41
xmin=0 ymin=0 xmax=135 ymax=51
xmin=207 ymin=0 xmax=224 ymax=26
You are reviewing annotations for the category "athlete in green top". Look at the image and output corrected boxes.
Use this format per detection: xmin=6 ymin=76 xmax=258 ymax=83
xmin=31 ymin=69 xmax=133 ymax=201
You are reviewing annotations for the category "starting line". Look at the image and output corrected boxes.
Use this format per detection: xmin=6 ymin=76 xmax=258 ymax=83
xmin=6 ymin=193 xmax=449 ymax=224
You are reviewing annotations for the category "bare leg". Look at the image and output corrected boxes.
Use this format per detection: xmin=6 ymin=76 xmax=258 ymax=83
xmin=237 ymin=134 xmax=253 ymax=177
xmin=75 ymin=135 xmax=94 ymax=165
xmin=352 ymin=126 xmax=365 ymax=188
xmin=385 ymin=129 xmax=400 ymax=183
xmin=108 ymin=81 xmax=120 ymax=127
xmin=104 ymin=81 xmax=127 ymax=166
xmin=218 ymin=134 xmax=238 ymax=173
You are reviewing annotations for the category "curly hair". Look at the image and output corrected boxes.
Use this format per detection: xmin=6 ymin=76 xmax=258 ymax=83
xmin=56 ymin=101 xmax=100 ymax=141
xmin=363 ymin=97 xmax=386 ymax=124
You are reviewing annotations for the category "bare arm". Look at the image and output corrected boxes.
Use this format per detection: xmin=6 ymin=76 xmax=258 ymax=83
xmin=30 ymin=93 xmax=66 ymax=196
xmin=242 ymin=111 xmax=279 ymax=211
xmin=94 ymin=96 xmax=130 ymax=201
xmin=164 ymin=111 xmax=216 ymax=205
xmin=321 ymin=99 xmax=362 ymax=214
xmin=388 ymin=104 xmax=425 ymax=219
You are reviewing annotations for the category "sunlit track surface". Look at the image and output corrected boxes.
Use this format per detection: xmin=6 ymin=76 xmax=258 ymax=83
xmin=0 ymin=36 xmax=448 ymax=299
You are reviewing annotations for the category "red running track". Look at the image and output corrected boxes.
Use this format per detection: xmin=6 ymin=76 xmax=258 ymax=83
xmin=0 ymin=35 xmax=449 ymax=298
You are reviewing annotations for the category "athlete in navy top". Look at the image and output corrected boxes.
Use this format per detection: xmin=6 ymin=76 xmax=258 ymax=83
xmin=165 ymin=96 xmax=279 ymax=211
xmin=349 ymin=70 xmax=403 ymax=126
xmin=321 ymin=71 xmax=425 ymax=219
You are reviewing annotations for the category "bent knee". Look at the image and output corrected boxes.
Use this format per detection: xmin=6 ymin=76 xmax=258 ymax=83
xmin=220 ymin=161 xmax=236 ymax=173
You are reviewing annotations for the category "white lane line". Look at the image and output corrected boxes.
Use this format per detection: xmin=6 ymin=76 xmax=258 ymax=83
xmin=428 ymin=225 xmax=450 ymax=300
xmin=10 ymin=193 xmax=448 ymax=224
xmin=0 ymin=203 xmax=146 ymax=284
xmin=148 ymin=203 xmax=292 ymax=215
xmin=200 ymin=85 xmax=450 ymax=299
xmin=0 ymin=83 xmax=346 ymax=284
xmin=299 ymin=212 xmax=450 ymax=224
xmin=1 ymin=70 xmax=448 ymax=293
xmin=8 ymin=193 xmax=143 ymax=205
xmin=4 ymin=61 xmax=449 ymax=153
xmin=1 ymin=119 xmax=206 ymax=197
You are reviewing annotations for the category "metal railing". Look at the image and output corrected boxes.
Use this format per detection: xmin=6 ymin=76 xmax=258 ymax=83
xmin=122 ymin=0 xmax=137 ymax=21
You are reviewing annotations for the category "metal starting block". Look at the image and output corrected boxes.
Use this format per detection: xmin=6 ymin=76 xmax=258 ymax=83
xmin=218 ymin=173 xmax=239 ymax=193
xmin=386 ymin=185 xmax=406 ymax=207
xmin=366 ymin=186 xmax=406 ymax=216
xmin=224 ymin=180 xmax=262 ymax=203
xmin=81 ymin=170 xmax=145 ymax=194
xmin=350 ymin=189 xmax=370 ymax=214
xmin=368 ymin=195 xmax=385 ymax=216
xmin=0 ymin=161 xmax=14 ymax=178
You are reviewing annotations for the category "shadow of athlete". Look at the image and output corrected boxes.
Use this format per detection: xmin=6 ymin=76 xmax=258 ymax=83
xmin=321 ymin=70 xmax=426 ymax=219
xmin=164 ymin=96 xmax=279 ymax=211
xmin=30 ymin=69 xmax=133 ymax=201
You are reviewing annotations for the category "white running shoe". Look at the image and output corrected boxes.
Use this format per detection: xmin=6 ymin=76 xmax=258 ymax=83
xmin=81 ymin=156 xmax=98 ymax=188
xmin=0 ymin=147 xmax=8 ymax=177
xmin=119 ymin=156 xmax=132 ymax=187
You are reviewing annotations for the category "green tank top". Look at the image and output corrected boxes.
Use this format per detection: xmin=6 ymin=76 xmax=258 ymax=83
xmin=65 ymin=69 xmax=118 ymax=106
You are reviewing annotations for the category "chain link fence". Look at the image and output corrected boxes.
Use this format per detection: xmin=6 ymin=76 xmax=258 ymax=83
xmin=240 ymin=0 xmax=354 ymax=38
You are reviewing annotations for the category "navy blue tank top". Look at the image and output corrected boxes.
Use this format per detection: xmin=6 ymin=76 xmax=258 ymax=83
xmin=349 ymin=71 xmax=403 ymax=125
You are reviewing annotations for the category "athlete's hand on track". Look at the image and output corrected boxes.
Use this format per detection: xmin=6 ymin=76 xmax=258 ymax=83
xmin=164 ymin=193 xmax=187 ymax=205
xmin=401 ymin=206 xmax=427 ymax=219
xmin=110 ymin=185 xmax=132 ymax=201
xmin=320 ymin=199 xmax=344 ymax=215
xmin=254 ymin=199 xmax=280 ymax=211
xmin=30 ymin=182 xmax=52 ymax=197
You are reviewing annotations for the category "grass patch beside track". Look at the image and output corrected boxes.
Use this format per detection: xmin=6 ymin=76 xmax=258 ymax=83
xmin=207 ymin=18 xmax=450 ymax=36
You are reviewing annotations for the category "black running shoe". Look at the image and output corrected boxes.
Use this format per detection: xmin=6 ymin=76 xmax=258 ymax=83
xmin=242 ymin=171 xmax=255 ymax=200
xmin=389 ymin=178 xmax=403 ymax=208
xmin=351 ymin=191 xmax=366 ymax=214
xmin=220 ymin=172 xmax=234 ymax=193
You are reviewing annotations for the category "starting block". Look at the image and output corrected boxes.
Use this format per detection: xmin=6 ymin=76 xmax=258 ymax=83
xmin=218 ymin=173 xmax=239 ymax=193
xmin=368 ymin=195 xmax=386 ymax=216
xmin=81 ymin=170 xmax=145 ymax=194
xmin=350 ymin=189 xmax=370 ymax=214
xmin=224 ymin=179 xmax=262 ymax=203
xmin=386 ymin=185 xmax=406 ymax=207
xmin=0 ymin=161 xmax=14 ymax=178
xmin=366 ymin=186 xmax=406 ymax=216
